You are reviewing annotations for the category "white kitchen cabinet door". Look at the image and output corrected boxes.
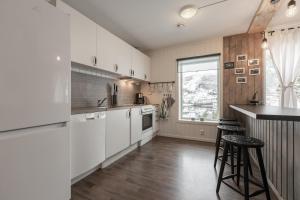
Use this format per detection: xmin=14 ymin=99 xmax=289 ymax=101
xmin=0 ymin=124 xmax=70 ymax=200
xmin=132 ymin=48 xmax=146 ymax=80
xmin=132 ymin=48 xmax=151 ymax=81
xmin=96 ymin=25 xmax=104 ymax=69
xmin=130 ymin=107 xmax=142 ymax=145
xmin=102 ymin=29 xmax=132 ymax=76
xmin=57 ymin=0 xmax=97 ymax=67
xmin=144 ymin=55 xmax=151 ymax=81
xmin=106 ymin=109 xmax=131 ymax=158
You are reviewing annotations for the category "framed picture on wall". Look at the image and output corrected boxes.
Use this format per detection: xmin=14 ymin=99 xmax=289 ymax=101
xmin=236 ymin=77 xmax=247 ymax=84
xmin=224 ymin=62 xmax=235 ymax=69
xmin=249 ymin=68 xmax=260 ymax=75
xmin=236 ymin=55 xmax=247 ymax=62
xmin=248 ymin=59 xmax=260 ymax=66
xmin=234 ymin=68 xmax=245 ymax=74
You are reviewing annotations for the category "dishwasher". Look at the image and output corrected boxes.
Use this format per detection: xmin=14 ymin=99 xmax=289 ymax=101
xmin=70 ymin=112 xmax=106 ymax=179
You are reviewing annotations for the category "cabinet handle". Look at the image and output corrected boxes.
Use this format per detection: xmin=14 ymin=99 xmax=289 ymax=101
xmin=92 ymin=56 xmax=97 ymax=66
xmin=127 ymin=110 xmax=131 ymax=118
xmin=144 ymin=74 xmax=147 ymax=80
xmin=133 ymin=70 xmax=135 ymax=76
xmin=115 ymin=64 xmax=118 ymax=72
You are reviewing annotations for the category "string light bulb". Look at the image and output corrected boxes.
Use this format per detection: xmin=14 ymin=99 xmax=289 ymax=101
xmin=261 ymin=31 xmax=268 ymax=49
xmin=286 ymin=0 xmax=297 ymax=17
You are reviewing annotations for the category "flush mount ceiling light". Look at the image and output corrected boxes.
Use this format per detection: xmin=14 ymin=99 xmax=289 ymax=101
xmin=179 ymin=0 xmax=229 ymax=19
xmin=286 ymin=0 xmax=297 ymax=17
xmin=180 ymin=5 xmax=198 ymax=19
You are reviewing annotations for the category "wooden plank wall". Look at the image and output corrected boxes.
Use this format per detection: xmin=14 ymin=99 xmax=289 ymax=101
xmin=223 ymin=33 xmax=263 ymax=118
xmin=235 ymin=112 xmax=299 ymax=200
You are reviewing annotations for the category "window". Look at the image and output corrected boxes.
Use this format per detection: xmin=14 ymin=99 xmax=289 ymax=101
xmin=265 ymin=50 xmax=300 ymax=107
xmin=178 ymin=54 xmax=220 ymax=122
xmin=265 ymin=50 xmax=281 ymax=106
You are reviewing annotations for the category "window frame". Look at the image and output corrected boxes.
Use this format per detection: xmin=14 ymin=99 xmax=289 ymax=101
xmin=177 ymin=53 xmax=221 ymax=123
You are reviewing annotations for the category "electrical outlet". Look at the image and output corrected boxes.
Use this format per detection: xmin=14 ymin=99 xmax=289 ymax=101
xmin=200 ymin=130 xmax=205 ymax=135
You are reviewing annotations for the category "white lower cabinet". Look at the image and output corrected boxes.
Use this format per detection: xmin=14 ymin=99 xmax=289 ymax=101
xmin=106 ymin=109 xmax=131 ymax=158
xmin=130 ymin=107 xmax=142 ymax=145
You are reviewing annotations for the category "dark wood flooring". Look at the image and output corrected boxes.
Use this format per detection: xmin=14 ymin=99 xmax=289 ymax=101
xmin=71 ymin=136 xmax=276 ymax=200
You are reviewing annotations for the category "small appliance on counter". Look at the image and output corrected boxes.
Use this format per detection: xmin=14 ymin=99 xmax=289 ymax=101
xmin=135 ymin=93 xmax=145 ymax=104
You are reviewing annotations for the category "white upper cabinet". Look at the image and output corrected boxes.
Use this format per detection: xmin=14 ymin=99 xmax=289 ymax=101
xmin=57 ymin=0 xmax=97 ymax=67
xmin=96 ymin=25 xmax=104 ymax=69
xmin=132 ymin=48 xmax=151 ymax=81
xmin=102 ymin=29 xmax=132 ymax=76
xmin=57 ymin=1 xmax=151 ymax=80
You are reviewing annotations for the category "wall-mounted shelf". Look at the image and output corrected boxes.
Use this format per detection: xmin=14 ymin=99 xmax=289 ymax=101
xmin=148 ymin=81 xmax=175 ymax=85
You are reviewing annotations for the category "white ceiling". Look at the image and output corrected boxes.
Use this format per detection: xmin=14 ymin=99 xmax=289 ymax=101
xmin=269 ymin=0 xmax=300 ymax=28
xmin=62 ymin=0 xmax=261 ymax=51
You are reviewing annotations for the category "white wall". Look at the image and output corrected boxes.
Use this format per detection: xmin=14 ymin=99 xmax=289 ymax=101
xmin=142 ymin=37 xmax=223 ymax=143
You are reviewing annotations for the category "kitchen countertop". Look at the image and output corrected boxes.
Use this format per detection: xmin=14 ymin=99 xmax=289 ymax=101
xmin=230 ymin=104 xmax=300 ymax=121
xmin=71 ymin=104 xmax=152 ymax=115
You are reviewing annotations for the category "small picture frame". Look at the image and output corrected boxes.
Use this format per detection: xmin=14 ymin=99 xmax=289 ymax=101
xmin=224 ymin=62 xmax=235 ymax=69
xmin=236 ymin=77 xmax=247 ymax=84
xmin=249 ymin=68 xmax=260 ymax=76
xmin=237 ymin=55 xmax=247 ymax=62
xmin=248 ymin=59 xmax=260 ymax=66
xmin=235 ymin=68 xmax=245 ymax=74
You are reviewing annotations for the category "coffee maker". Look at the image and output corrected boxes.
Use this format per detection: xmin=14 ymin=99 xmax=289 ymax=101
xmin=135 ymin=93 xmax=145 ymax=104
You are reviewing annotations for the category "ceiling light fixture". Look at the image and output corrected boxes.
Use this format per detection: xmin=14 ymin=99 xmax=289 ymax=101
xmin=180 ymin=5 xmax=198 ymax=19
xmin=261 ymin=31 xmax=268 ymax=49
xmin=286 ymin=0 xmax=297 ymax=17
xmin=179 ymin=0 xmax=229 ymax=20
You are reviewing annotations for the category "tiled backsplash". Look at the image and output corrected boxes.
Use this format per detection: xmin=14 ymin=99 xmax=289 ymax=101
xmin=71 ymin=71 xmax=141 ymax=108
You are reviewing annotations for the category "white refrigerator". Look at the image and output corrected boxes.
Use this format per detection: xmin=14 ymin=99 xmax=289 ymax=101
xmin=0 ymin=0 xmax=71 ymax=199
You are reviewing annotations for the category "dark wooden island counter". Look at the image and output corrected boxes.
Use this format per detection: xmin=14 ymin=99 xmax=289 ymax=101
xmin=230 ymin=105 xmax=299 ymax=200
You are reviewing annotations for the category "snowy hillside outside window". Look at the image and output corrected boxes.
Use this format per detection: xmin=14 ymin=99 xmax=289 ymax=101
xmin=265 ymin=49 xmax=300 ymax=107
xmin=178 ymin=54 xmax=220 ymax=122
xmin=265 ymin=50 xmax=281 ymax=106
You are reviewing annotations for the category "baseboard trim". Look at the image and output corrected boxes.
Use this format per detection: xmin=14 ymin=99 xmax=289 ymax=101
xmin=102 ymin=143 xmax=139 ymax=169
xmin=158 ymin=132 xmax=215 ymax=143
xmin=71 ymin=164 xmax=101 ymax=185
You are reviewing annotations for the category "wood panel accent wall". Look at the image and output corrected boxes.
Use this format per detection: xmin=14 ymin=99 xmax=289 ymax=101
xmin=234 ymin=112 xmax=299 ymax=200
xmin=223 ymin=33 xmax=263 ymax=118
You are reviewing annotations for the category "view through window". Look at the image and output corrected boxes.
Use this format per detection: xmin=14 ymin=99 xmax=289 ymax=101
xmin=178 ymin=54 xmax=220 ymax=122
xmin=265 ymin=50 xmax=300 ymax=107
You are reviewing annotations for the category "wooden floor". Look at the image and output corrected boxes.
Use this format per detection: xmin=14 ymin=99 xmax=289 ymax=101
xmin=71 ymin=137 xmax=275 ymax=200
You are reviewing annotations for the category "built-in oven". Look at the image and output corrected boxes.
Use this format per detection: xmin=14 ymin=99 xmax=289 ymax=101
xmin=141 ymin=106 xmax=154 ymax=133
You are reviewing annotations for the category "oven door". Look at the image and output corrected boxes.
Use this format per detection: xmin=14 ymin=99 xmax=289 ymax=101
xmin=142 ymin=112 xmax=153 ymax=132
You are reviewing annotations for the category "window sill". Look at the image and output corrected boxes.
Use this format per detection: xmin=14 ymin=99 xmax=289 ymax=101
xmin=177 ymin=119 xmax=218 ymax=126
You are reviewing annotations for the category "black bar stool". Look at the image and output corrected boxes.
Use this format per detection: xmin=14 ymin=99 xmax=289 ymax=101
xmin=216 ymin=135 xmax=271 ymax=200
xmin=218 ymin=120 xmax=241 ymax=126
xmin=219 ymin=118 xmax=237 ymax=122
xmin=213 ymin=125 xmax=245 ymax=169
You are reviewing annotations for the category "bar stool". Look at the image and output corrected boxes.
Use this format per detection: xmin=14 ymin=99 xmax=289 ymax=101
xmin=216 ymin=135 xmax=271 ymax=200
xmin=213 ymin=125 xmax=245 ymax=169
xmin=219 ymin=120 xmax=241 ymax=126
xmin=219 ymin=118 xmax=237 ymax=122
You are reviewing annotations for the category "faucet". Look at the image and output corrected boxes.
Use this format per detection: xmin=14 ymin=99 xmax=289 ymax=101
xmin=97 ymin=98 xmax=107 ymax=107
